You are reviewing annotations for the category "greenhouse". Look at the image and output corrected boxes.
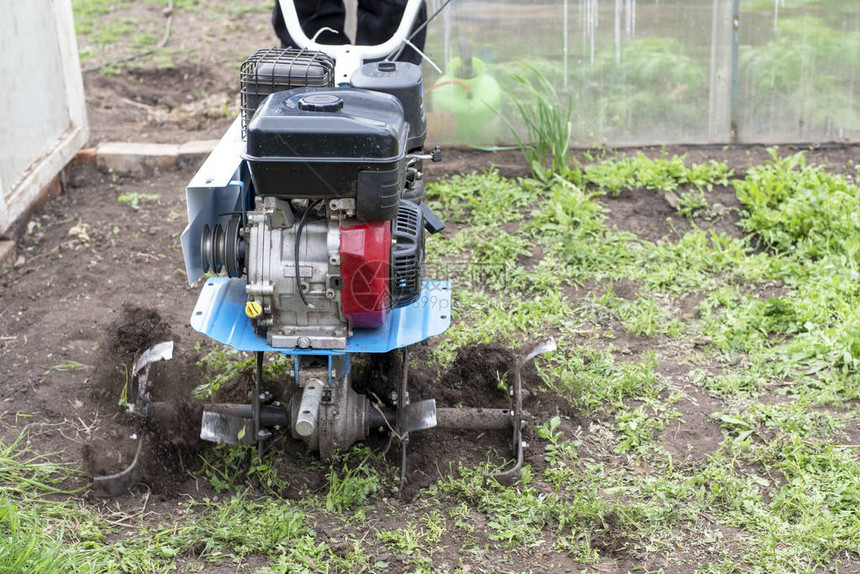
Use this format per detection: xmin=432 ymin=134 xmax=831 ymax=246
xmin=422 ymin=0 xmax=860 ymax=144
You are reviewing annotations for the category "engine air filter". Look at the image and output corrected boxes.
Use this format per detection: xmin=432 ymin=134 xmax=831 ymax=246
xmin=240 ymin=47 xmax=334 ymax=137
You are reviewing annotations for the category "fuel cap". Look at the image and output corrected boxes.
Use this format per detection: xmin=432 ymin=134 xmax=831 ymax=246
xmin=297 ymin=94 xmax=344 ymax=112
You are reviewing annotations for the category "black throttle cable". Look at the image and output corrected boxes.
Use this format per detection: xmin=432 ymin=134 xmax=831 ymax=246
xmin=295 ymin=200 xmax=324 ymax=307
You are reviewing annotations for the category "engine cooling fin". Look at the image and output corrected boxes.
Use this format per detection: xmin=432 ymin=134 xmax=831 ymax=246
xmin=391 ymin=200 xmax=424 ymax=307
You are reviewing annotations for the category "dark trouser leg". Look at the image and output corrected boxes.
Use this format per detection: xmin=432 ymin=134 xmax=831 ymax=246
xmin=272 ymin=0 xmax=349 ymax=47
xmin=356 ymin=0 xmax=427 ymax=64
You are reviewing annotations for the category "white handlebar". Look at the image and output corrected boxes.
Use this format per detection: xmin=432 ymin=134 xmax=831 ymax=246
xmin=277 ymin=0 xmax=424 ymax=82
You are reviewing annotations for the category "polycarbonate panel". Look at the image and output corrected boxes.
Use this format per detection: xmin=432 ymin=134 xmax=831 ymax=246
xmin=0 ymin=0 xmax=72 ymax=190
xmin=420 ymin=0 xmax=860 ymax=146
xmin=736 ymin=1 xmax=860 ymax=143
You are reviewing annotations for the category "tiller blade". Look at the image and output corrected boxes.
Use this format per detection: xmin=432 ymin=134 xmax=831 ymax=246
xmin=395 ymin=337 xmax=556 ymax=493
xmin=483 ymin=337 xmax=557 ymax=485
xmin=91 ymin=341 xmax=174 ymax=497
xmin=200 ymin=410 xmax=256 ymax=446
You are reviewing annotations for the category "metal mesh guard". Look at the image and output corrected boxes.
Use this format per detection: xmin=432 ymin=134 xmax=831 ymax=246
xmin=240 ymin=47 xmax=335 ymax=137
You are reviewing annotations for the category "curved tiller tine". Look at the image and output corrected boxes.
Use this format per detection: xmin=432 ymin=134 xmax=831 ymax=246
xmin=91 ymin=341 xmax=174 ymax=497
xmin=485 ymin=337 xmax=556 ymax=486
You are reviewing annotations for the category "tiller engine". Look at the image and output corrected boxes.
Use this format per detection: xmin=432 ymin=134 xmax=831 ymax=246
xmin=93 ymin=0 xmax=553 ymax=496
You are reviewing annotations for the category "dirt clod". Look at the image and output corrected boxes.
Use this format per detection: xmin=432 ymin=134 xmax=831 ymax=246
xmin=85 ymin=305 xmax=207 ymax=493
xmin=430 ymin=343 xmax=516 ymax=408
xmin=91 ymin=304 xmax=173 ymax=405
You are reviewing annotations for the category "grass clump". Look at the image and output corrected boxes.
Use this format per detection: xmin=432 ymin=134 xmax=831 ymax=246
xmin=118 ymin=192 xmax=161 ymax=210
xmin=262 ymin=535 xmax=371 ymax=574
xmin=0 ymin=500 xmax=94 ymax=574
xmin=425 ymin=169 xmax=533 ymax=225
xmin=437 ymin=465 xmax=559 ymax=549
xmin=537 ymin=345 xmax=661 ymax=411
xmin=194 ymin=348 xmax=291 ymax=399
xmin=200 ymin=444 xmax=291 ymax=496
xmin=96 ymin=494 xmax=310 ymax=571
xmin=581 ymin=152 xmax=733 ymax=195
xmin=72 ymin=0 xmax=134 ymax=35
xmin=507 ymin=67 xmax=578 ymax=181
xmin=734 ymin=149 xmax=860 ymax=257
xmin=613 ymin=405 xmax=666 ymax=454
xmin=696 ymin=404 xmax=860 ymax=570
xmin=0 ymin=430 xmax=80 ymax=497
xmin=325 ymin=449 xmax=380 ymax=513
xmin=433 ymin=288 xmax=573 ymax=364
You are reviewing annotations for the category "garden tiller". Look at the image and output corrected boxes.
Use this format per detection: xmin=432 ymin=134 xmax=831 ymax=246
xmin=94 ymin=0 xmax=554 ymax=496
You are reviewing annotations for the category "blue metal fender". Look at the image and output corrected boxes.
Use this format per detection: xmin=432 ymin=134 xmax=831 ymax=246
xmin=190 ymin=277 xmax=452 ymax=355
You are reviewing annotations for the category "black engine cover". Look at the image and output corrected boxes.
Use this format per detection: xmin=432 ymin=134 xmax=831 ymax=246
xmin=244 ymin=87 xmax=409 ymax=221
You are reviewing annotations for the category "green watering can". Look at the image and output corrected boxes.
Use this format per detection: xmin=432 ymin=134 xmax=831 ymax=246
xmin=428 ymin=40 xmax=502 ymax=144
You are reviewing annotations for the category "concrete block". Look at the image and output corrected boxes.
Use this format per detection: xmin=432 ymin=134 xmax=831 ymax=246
xmin=177 ymin=140 xmax=219 ymax=170
xmin=97 ymin=142 xmax=179 ymax=174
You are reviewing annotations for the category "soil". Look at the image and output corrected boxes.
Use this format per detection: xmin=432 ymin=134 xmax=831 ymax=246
xmin=5 ymin=128 xmax=859 ymax=574
xmin=3 ymin=5 xmax=860 ymax=571
xmin=84 ymin=65 xmax=236 ymax=145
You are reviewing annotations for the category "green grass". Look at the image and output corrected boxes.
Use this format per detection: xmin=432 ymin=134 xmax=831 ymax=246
xmin=419 ymin=150 xmax=860 ymax=570
xmin=696 ymin=405 xmax=860 ymax=570
xmin=72 ymin=0 xmax=268 ymax=70
xmin=200 ymin=444 xmax=292 ymax=495
xmin=538 ymin=344 xmax=662 ymax=411
xmin=7 ymin=149 xmax=860 ymax=572
xmin=72 ymin=0 xmax=134 ymax=36
xmin=325 ymin=448 xmax=380 ymax=513
xmin=0 ymin=500 xmax=97 ymax=574
xmin=118 ymin=192 xmax=161 ymax=210
xmin=580 ymin=151 xmax=734 ymax=195
xmin=0 ymin=429 xmax=81 ymax=497
xmin=195 ymin=348 xmax=291 ymax=399
xmin=734 ymin=149 xmax=860 ymax=257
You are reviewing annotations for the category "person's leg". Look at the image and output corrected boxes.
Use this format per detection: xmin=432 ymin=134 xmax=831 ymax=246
xmin=355 ymin=0 xmax=427 ymax=64
xmin=272 ymin=0 xmax=350 ymax=47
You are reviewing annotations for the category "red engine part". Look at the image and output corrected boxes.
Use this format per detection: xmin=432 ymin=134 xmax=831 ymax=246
xmin=340 ymin=220 xmax=391 ymax=328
